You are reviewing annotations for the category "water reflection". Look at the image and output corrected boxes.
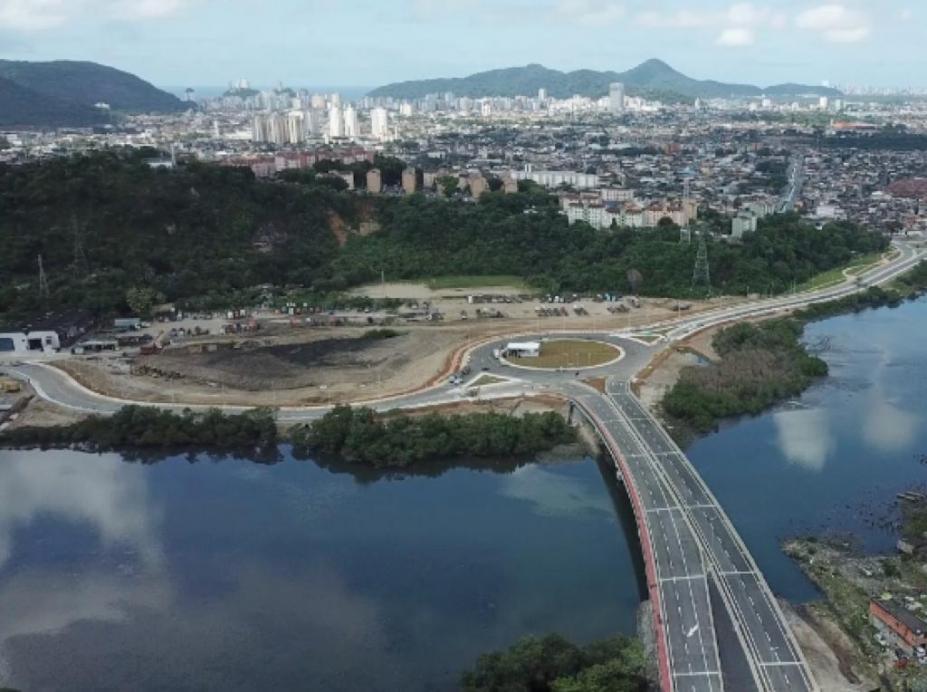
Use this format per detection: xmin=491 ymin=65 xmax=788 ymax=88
xmin=772 ymin=408 xmax=834 ymax=472
xmin=501 ymin=464 xmax=613 ymax=517
xmin=861 ymin=389 xmax=920 ymax=454
xmin=0 ymin=449 xmax=641 ymax=691
xmin=0 ymin=450 xmax=162 ymax=569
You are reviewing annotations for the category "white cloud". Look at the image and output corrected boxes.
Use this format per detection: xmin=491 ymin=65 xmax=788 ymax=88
xmin=0 ymin=0 xmax=69 ymax=30
xmin=796 ymin=4 xmax=871 ymax=43
xmin=552 ymin=0 xmax=625 ymax=26
xmin=636 ymin=3 xmax=786 ymax=44
xmin=0 ymin=0 xmax=194 ymax=31
xmin=636 ymin=9 xmax=713 ymax=28
xmin=717 ymin=27 xmax=755 ymax=46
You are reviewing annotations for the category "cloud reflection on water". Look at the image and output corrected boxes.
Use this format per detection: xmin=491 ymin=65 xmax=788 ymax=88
xmin=772 ymin=408 xmax=834 ymax=472
xmin=0 ymin=450 xmax=162 ymax=570
xmin=500 ymin=465 xmax=612 ymax=517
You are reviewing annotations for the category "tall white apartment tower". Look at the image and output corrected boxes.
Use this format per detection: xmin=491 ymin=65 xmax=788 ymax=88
xmin=343 ymin=104 xmax=359 ymax=138
xmin=328 ymin=104 xmax=344 ymax=138
xmin=608 ymin=82 xmax=625 ymax=114
xmin=370 ymin=107 xmax=389 ymax=140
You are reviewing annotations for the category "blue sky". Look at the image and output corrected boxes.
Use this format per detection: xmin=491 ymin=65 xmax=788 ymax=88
xmin=0 ymin=1 xmax=923 ymax=89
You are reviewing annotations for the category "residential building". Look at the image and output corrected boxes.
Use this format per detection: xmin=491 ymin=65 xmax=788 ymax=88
xmin=367 ymin=168 xmax=382 ymax=193
xmin=343 ymin=105 xmax=359 ymax=139
xmin=371 ymin=107 xmax=389 ymax=140
xmin=469 ymin=174 xmax=488 ymax=199
xmin=402 ymin=167 xmax=418 ymax=194
xmin=609 ymin=82 xmax=625 ymax=114
xmin=328 ymin=104 xmax=344 ymax=138
xmin=870 ymin=599 xmax=927 ymax=655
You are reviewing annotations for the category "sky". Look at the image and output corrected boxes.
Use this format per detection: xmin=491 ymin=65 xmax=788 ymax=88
xmin=0 ymin=0 xmax=924 ymax=90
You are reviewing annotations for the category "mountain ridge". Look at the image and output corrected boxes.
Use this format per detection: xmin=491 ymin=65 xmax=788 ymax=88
xmin=0 ymin=59 xmax=186 ymax=129
xmin=368 ymin=59 xmax=842 ymax=100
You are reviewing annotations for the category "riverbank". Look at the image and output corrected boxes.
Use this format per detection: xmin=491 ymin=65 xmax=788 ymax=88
xmin=651 ymin=261 xmax=927 ymax=440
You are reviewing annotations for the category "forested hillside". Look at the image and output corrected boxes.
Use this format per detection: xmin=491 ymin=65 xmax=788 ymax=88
xmin=0 ymin=151 xmax=888 ymax=320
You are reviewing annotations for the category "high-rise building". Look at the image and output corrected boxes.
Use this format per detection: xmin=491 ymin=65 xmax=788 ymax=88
xmin=267 ymin=113 xmax=287 ymax=145
xmin=370 ymin=107 xmax=389 ymax=140
xmin=328 ymin=104 xmax=344 ymax=138
xmin=311 ymin=93 xmax=326 ymax=109
xmin=538 ymin=88 xmax=547 ymax=101
xmin=251 ymin=114 xmax=267 ymax=142
xmin=305 ymin=109 xmax=322 ymax=136
xmin=608 ymin=82 xmax=625 ymax=114
xmin=286 ymin=111 xmax=304 ymax=144
xmin=343 ymin=105 xmax=359 ymax=138
xmin=330 ymin=92 xmax=342 ymax=108
xmin=819 ymin=96 xmax=830 ymax=110
xmin=399 ymin=102 xmax=414 ymax=117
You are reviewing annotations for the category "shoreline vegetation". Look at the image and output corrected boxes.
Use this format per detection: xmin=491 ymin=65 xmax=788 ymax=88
xmin=461 ymin=633 xmax=648 ymax=692
xmin=661 ymin=261 xmax=927 ymax=436
xmin=0 ymin=404 xmax=576 ymax=468
xmin=290 ymin=405 xmax=576 ymax=468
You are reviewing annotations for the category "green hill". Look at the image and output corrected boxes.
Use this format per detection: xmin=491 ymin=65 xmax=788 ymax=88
xmin=0 ymin=59 xmax=186 ymax=128
xmin=0 ymin=76 xmax=104 ymax=128
xmin=368 ymin=59 xmax=842 ymax=101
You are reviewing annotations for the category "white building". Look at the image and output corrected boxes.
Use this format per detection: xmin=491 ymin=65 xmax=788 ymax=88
xmin=505 ymin=341 xmax=541 ymax=358
xmin=343 ymin=105 xmax=359 ymax=139
xmin=370 ymin=107 xmax=389 ymax=140
xmin=608 ymin=82 xmax=625 ymax=114
xmin=0 ymin=330 xmax=60 ymax=355
xmin=732 ymin=212 xmax=758 ymax=238
xmin=328 ymin=104 xmax=344 ymax=138
xmin=512 ymin=167 xmax=600 ymax=190
xmin=285 ymin=111 xmax=304 ymax=144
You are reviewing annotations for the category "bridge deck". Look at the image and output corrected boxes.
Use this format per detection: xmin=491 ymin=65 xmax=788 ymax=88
xmin=598 ymin=381 xmax=816 ymax=692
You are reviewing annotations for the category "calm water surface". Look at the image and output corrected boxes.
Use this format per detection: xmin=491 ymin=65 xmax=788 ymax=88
xmin=0 ymin=451 xmax=644 ymax=691
xmin=1 ymin=297 xmax=925 ymax=690
xmin=687 ymin=296 xmax=927 ymax=601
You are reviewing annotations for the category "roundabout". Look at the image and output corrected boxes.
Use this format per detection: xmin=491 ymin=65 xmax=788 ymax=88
xmin=502 ymin=338 xmax=624 ymax=371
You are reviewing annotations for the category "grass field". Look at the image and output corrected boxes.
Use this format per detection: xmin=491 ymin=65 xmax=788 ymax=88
xmin=508 ymin=339 xmax=620 ymax=369
xmin=426 ymin=275 xmax=530 ymax=291
xmin=798 ymin=252 xmax=884 ymax=292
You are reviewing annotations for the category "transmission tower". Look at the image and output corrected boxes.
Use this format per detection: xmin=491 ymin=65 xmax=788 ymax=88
xmin=692 ymin=231 xmax=711 ymax=295
xmin=37 ymin=254 xmax=50 ymax=303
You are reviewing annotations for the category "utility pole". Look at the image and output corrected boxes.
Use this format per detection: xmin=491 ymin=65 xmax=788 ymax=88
xmin=692 ymin=231 xmax=711 ymax=297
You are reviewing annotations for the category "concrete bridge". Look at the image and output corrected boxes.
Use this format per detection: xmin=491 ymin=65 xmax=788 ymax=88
xmin=571 ymin=379 xmax=816 ymax=692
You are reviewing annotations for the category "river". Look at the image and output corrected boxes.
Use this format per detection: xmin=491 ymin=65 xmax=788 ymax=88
xmin=1 ymin=298 xmax=925 ymax=690
xmin=0 ymin=450 xmax=644 ymax=691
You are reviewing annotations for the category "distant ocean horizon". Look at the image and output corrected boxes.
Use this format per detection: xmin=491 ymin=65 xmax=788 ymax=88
xmin=162 ymin=85 xmax=374 ymax=101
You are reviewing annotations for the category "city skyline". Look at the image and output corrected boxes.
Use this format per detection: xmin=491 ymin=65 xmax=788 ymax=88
xmin=0 ymin=1 xmax=925 ymax=90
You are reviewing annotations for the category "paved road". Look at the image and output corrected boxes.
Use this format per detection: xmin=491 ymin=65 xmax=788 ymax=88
xmin=570 ymin=385 xmax=724 ymax=692
xmin=604 ymin=380 xmax=814 ymax=692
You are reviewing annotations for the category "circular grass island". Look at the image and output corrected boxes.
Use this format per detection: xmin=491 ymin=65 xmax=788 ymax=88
xmin=505 ymin=339 xmax=622 ymax=370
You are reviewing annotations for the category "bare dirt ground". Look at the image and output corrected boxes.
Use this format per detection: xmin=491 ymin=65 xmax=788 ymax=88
xmin=781 ymin=600 xmax=877 ymax=692
xmin=5 ymin=390 xmax=86 ymax=429
xmin=53 ymin=293 xmax=744 ymax=407
xmin=636 ymin=323 xmax=722 ymax=415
